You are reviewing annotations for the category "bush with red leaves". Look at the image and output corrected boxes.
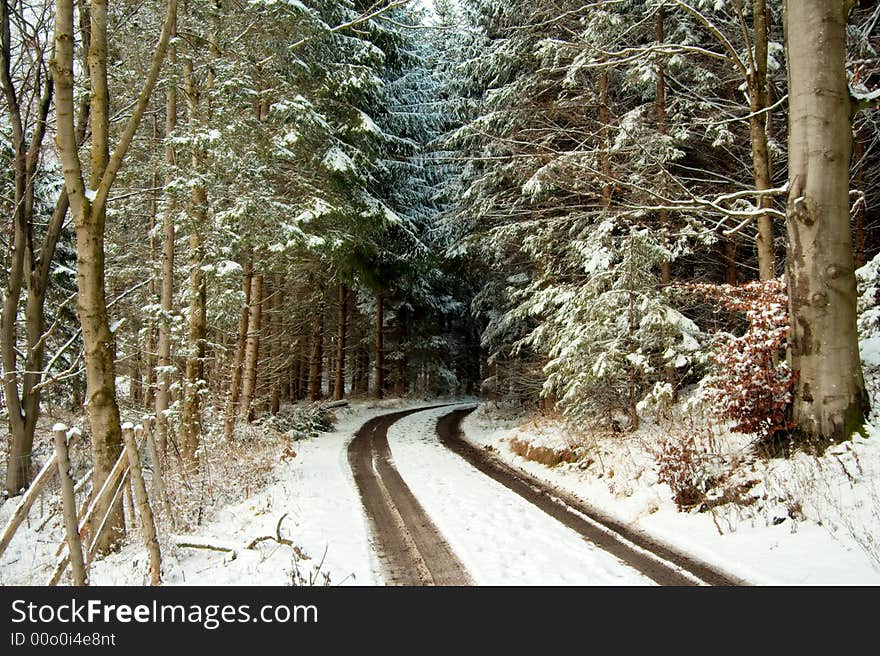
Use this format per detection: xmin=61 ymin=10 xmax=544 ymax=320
xmin=684 ymin=278 xmax=796 ymax=441
xmin=656 ymin=434 xmax=716 ymax=510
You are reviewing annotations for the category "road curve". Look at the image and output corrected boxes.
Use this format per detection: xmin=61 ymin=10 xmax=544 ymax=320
xmin=436 ymin=407 xmax=749 ymax=586
xmin=348 ymin=406 xmax=471 ymax=586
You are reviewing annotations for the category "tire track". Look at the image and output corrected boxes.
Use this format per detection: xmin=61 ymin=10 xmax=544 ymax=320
xmin=436 ymin=407 xmax=749 ymax=586
xmin=348 ymin=407 xmax=471 ymax=586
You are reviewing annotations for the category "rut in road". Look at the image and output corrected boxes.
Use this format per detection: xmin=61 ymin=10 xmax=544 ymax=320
xmin=436 ymin=407 xmax=749 ymax=586
xmin=348 ymin=407 xmax=472 ymax=586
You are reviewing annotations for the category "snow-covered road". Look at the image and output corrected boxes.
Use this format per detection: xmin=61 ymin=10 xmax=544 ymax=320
xmin=385 ymin=405 xmax=653 ymax=585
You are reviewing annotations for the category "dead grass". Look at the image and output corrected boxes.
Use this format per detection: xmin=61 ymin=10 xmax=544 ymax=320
xmin=507 ymin=437 xmax=580 ymax=467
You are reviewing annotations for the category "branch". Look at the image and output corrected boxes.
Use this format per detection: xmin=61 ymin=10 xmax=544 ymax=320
xmin=91 ymin=0 xmax=178 ymax=219
xmin=288 ymin=0 xmax=414 ymax=51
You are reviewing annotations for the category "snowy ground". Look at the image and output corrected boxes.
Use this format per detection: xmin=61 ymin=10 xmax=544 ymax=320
xmin=386 ymin=405 xmax=652 ymax=585
xmin=461 ymin=404 xmax=880 ymax=585
xmin=5 ymin=396 xmax=878 ymax=586
xmin=1 ymin=399 xmax=437 ymax=586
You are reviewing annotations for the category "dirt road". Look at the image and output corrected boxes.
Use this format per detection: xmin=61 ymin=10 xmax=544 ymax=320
xmin=347 ymin=407 xmax=471 ymax=585
xmin=350 ymin=404 xmax=747 ymax=586
xmin=435 ymin=407 xmax=748 ymax=586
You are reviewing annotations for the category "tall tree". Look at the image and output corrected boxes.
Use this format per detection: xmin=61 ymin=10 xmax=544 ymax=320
xmin=52 ymin=0 xmax=177 ymax=549
xmin=783 ymin=0 xmax=868 ymax=441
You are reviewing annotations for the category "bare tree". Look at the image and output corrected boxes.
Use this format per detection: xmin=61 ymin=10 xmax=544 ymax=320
xmin=52 ymin=0 xmax=178 ymax=550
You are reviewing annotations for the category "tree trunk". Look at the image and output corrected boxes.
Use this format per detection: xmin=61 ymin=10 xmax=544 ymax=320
xmin=655 ymin=7 xmax=671 ymax=286
xmin=395 ymin=304 xmax=408 ymax=396
xmin=333 ymin=283 xmax=348 ymax=400
xmin=144 ymin=163 xmax=158 ymax=410
xmin=223 ymin=261 xmax=252 ymax=439
xmin=181 ymin=58 xmax=207 ymax=463
xmin=749 ymin=0 xmax=776 ymax=281
xmin=53 ymin=427 xmax=87 ymax=586
xmin=240 ymin=273 xmax=263 ymax=421
xmin=155 ymin=19 xmax=177 ymax=453
xmin=723 ymin=239 xmax=738 ymax=286
xmin=598 ymin=69 xmax=612 ymax=209
xmin=309 ymin=297 xmax=324 ymax=402
xmin=374 ymin=287 xmax=384 ymax=399
xmin=853 ymin=126 xmax=866 ymax=268
xmin=270 ymin=274 xmax=284 ymax=414
xmin=784 ymin=0 xmax=868 ymax=441
xmin=53 ymin=0 xmax=177 ymax=550
xmin=1 ymin=1 xmax=62 ymax=496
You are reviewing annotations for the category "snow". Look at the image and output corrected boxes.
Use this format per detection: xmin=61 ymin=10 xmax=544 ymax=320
xmin=459 ymin=403 xmax=880 ymax=585
xmin=6 ymin=398 xmax=879 ymax=587
xmin=386 ymin=405 xmax=653 ymax=585
xmin=1 ymin=400 xmax=443 ymax=587
xmin=322 ymin=147 xmax=354 ymax=173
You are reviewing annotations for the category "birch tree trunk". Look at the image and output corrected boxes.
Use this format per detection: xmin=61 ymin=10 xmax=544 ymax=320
xmin=784 ymin=0 xmax=868 ymax=441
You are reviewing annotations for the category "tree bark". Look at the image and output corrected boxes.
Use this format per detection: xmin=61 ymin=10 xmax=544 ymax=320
xmin=240 ymin=273 xmax=263 ymax=421
xmin=749 ymin=0 xmax=776 ymax=281
xmin=374 ymin=287 xmax=384 ymax=399
xmin=122 ymin=426 xmax=161 ymax=585
xmin=223 ymin=261 xmax=252 ymax=439
xmin=784 ymin=0 xmax=868 ymax=441
xmin=308 ymin=297 xmax=324 ymax=402
xmin=53 ymin=426 xmax=87 ymax=586
xmin=333 ymin=284 xmax=348 ymax=400
xmin=1 ymin=1 xmax=62 ymax=495
xmin=395 ymin=304 xmax=408 ymax=396
xmin=52 ymin=0 xmax=177 ymax=551
xmin=655 ymin=7 xmax=672 ymax=286
xmin=155 ymin=18 xmax=178 ymax=454
xmin=270 ymin=274 xmax=284 ymax=414
xmin=180 ymin=58 xmax=207 ymax=463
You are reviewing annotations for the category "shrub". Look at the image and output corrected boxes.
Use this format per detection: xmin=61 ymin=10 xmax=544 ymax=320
xmin=265 ymin=402 xmax=335 ymax=440
xmin=683 ymin=278 xmax=796 ymax=442
xmin=656 ymin=434 xmax=716 ymax=510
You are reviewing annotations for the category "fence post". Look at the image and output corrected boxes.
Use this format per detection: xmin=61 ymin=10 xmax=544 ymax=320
xmin=53 ymin=424 xmax=87 ymax=586
xmin=122 ymin=423 xmax=162 ymax=585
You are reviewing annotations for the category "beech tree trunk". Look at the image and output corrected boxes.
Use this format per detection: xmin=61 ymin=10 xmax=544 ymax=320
xmin=240 ymin=273 xmax=263 ymax=421
xmin=333 ymin=284 xmax=348 ymax=400
xmin=784 ymin=0 xmax=868 ymax=441
xmin=52 ymin=0 xmax=177 ymax=550
xmin=1 ymin=1 xmax=67 ymax=495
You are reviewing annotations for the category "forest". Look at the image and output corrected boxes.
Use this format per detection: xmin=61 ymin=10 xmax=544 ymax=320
xmin=2 ymin=0 xmax=880 ymax=586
